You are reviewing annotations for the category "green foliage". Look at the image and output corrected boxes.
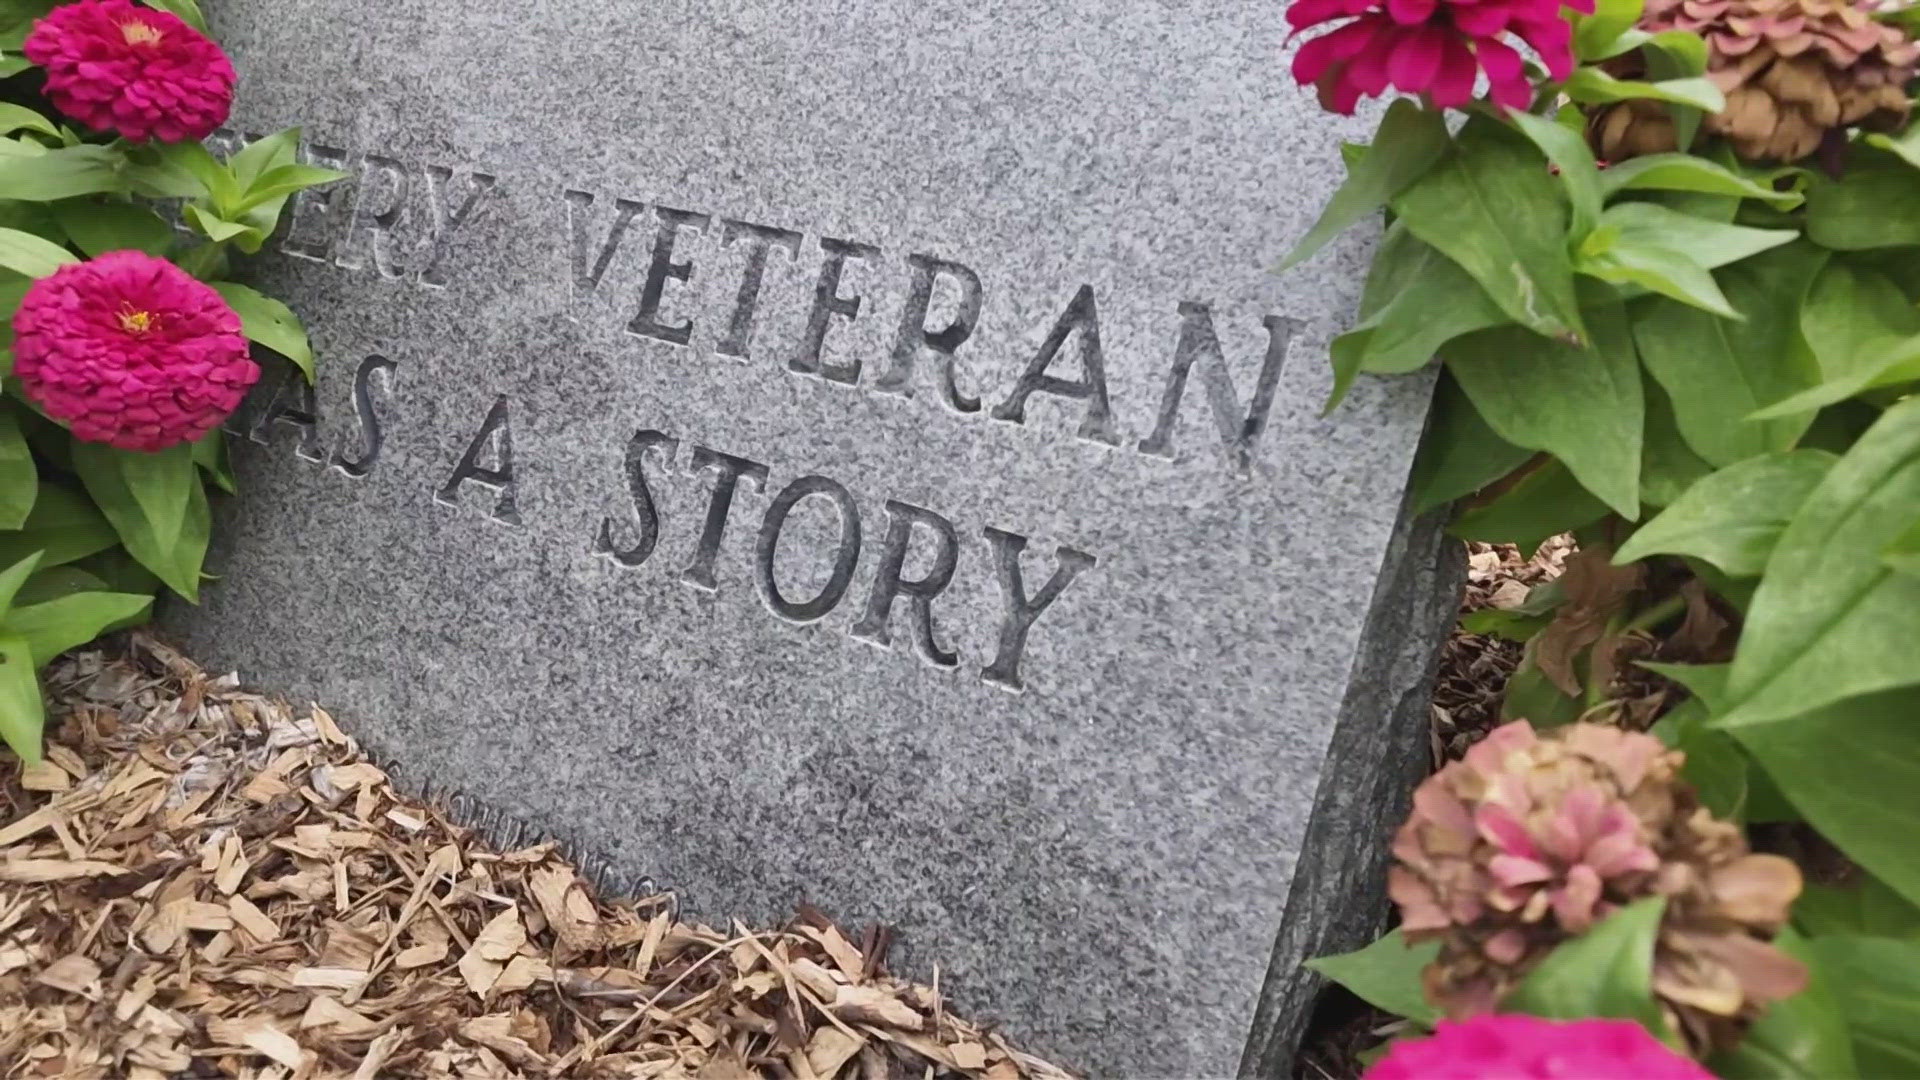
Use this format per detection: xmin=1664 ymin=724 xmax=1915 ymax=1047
xmin=1285 ymin=33 xmax=1920 ymax=1066
xmin=0 ymin=26 xmax=337 ymax=759
xmin=1306 ymin=931 xmax=1442 ymax=1025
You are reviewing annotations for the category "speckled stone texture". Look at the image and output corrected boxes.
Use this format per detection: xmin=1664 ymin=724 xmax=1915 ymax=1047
xmin=163 ymin=3 xmax=1458 ymax=1075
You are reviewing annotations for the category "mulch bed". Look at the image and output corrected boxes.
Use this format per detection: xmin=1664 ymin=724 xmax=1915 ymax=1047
xmin=0 ymin=637 xmax=1075 ymax=1080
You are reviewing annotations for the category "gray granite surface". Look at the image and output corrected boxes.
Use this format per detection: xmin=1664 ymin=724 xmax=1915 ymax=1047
xmin=161 ymin=3 xmax=1456 ymax=1076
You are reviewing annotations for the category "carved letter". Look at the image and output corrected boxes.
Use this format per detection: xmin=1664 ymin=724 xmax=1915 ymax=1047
xmin=281 ymin=142 xmax=351 ymax=263
xmin=419 ymin=165 xmax=497 ymax=287
xmin=332 ymin=354 xmax=397 ymax=478
xmin=717 ymin=219 xmax=802 ymax=359
xmin=565 ymin=189 xmax=644 ymax=302
xmin=434 ymin=395 xmax=521 ymax=525
xmin=248 ymin=369 xmax=324 ymax=462
xmin=756 ymin=475 xmax=862 ymax=623
xmin=981 ymin=528 xmax=1096 ymax=692
xmin=989 ymin=285 xmax=1119 ymax=444
xmin=875 ymin=253 xmax=982 ymax=413
xmin=680 ymin=446 xmax=768 ymax=591
xmin=629 ymin=206 xmax=711 ymax=346
xmin=594 ymin=429 xmax=679 ymax=567
xmin=789 ymin=237 xmax=879 ymax=384
xmin=1136 ymin=305 xmax=1300 ymax=473
xmin=335 ymin=153 xmax=409 ymax=278
xmin=851 ymin=500 xmax=960 ymax=667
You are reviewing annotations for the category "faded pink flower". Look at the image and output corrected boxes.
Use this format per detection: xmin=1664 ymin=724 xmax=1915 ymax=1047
xmin=1287 ymin=0 xmax=1591 ymax=113
xmin=15 ymin=250 xmax=257 ymax=451
xmin=24 ymin=0 xmax=235 ymax=143
xmin=1364 ymin=1015 xmax=1714 ymax=1080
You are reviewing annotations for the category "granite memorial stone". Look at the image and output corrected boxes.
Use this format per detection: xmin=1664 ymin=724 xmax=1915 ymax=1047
xmin=163 ymin=3 xmax=1464 ymax=1075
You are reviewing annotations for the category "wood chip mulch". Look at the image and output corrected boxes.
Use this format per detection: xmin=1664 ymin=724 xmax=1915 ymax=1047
xmin=0 ymin=635 xmax=1078 ymax=1080
xmin=1427 ymin=537 xmax=1573 ymax=764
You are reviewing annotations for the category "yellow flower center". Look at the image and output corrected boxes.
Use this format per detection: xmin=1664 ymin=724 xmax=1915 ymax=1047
xmin=117 ymin=306 xmax=158 ymax=335
xmin=119 ymin=20 xmax=164 ymax=46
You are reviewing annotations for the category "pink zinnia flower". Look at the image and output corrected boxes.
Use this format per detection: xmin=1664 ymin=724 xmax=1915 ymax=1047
xmin=1365 ymin=1016 xmax=1714 ymax=1079
xmin=15 ymin=250 xmax=258 ymax=452
xmin=1288 ymin=0 xmax=1590 ymax=113
xmin=24 ymin=0 xmax=235 ymax=143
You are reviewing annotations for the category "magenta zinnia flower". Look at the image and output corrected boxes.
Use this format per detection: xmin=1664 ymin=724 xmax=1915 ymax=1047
xmin=1364 ymin=1016 xmax=1714 ymax=1079
xmin=1288 ymin=0 xmax=1589 ymax=113
xmin=24 ymin=0 xmax=235 ymax=143
xmin=15 ymin=251 xmax=258 ymax=452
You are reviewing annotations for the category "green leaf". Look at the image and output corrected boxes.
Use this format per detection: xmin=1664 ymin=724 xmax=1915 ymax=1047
xmin=191 ymin=428 xmax=235 ymax=494
xmin=224 ymin=128 xmax=300 ymax=195
xmin=1509 ymin=111 xmax=1603 ymax=240
xmin=1709 ymin=929 xmax=1857 ymax=1080
xmin=1460 ymin=606 xmax=1552 ymax=642
xmin=1391 ymin=116 xmax=1587 ymax=344
xmin=69 ymin=442 xmax=202 ymax=600
xmin=1752 ymin=262 xmax=1920 ymax=420
xmin=1409 ymin=372 xmax=1535 ymax=516
xmin=1507 ymin=896 xmax=1675 ymax=1043
xmin=0 ymin=225 xmax=76 ymax=278
xmin=139 ymin=0 xmax=207 ymax=32
xmin=1640 ymin=379 xmax=1715 ymax=509
xmin=1599 ymin=153 xmax=1805 ymax=208
xmin=0 ymin=632 xmax=42 ymax=762
xmin=3 ymin=588 xmax=151 ymax=666
xmin=1328 ymin=226 xmax=1510 ymax=409
xmin=1580 ymin=227 xmax=1737 ymax=316
xmin=1574 ymin=0 xmax=1645 ymax=60
xmin=0 ymin=102 xmax=61 ymax=141
xmin=1718 ymin=398 xmax=1920 ymax=728
xmin=1501 ymin=645 xmax=1590 ymax=725
xmin=1279 ymin=101 xmax=1450 ymax=271
xmin=1734 ymin=685 xmax=1920 ymax=907
xmin=1450 ymin=458 xmax=1611 ymax=550
xmin=1444 ymin=300 xmax=1643 ymax=518
xmin=0 ymin=549 xmax=40 ymax=613
xmin=13 ymin=565 xmax=107 ymax=605
xmin=1866 ymin=124 xmax=1920 ymax=171
xmin=1564 ymin=68 xmax=1725 ymax=110
xmin=1797 ymin=876 xmax=1920 ymax=941
xmin=232 ymin=162 xmax=348 ymax=214
xmin=0 ymin=145 xmax=125 ymax=201
xmin=1649 ymin=697 xmax=1747 ymax=820
xmin=1306 ymin=931 xmax=1440 ymax=1025
xmin=1632 ymin=245 xmax=1825 ymax=464
xmin=1616 ymin=450 xmax=1836 ymax=576
xmin=1606 ymin=202 xmax=1799 ymax=270
xmin=150 ymin=140 xmax=234 ymax=207
xmin=1804 ymin=936 xmax=1920 ymax=1077
xmin=212 ymin=281 xmax=314 ymax=380
xmin=183 ymin=204 xmax=255 ymax=245
xmin=0 ymin=404 xmax=34 ymax=529
xmin=0 ymin=482 xmax=116 ymax=569
xmin=1807 ymin=154 xmax=1920 ymax=250
xmin=51 ymin=198 xmax=174 ymax=258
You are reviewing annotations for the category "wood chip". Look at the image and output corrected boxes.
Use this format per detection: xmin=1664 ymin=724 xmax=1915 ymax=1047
xmin=34 ymin=952 xmax=100 ymax=997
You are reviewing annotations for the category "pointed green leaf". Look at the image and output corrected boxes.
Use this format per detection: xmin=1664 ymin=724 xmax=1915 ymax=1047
xmin=1328 ymin=224 xmax=1510 ymax=409
xmin=1444 ymin=300 xmax=1643 ymax=518
xmin=1719 ymin=398 xmax=1920 ymax=728
xmin=1508 ymin=896 xmax=1675 ymax=1044
xmin=1307 ymin=931 xmax=1440 ymax=1024
xmin=1391 ymin=116 xmax=1587 ymax=344
xmin=1564 ymin=68 xmax=1725 ymax=110
xmin=191 ymin=429 xmax=235 ymax=494
xmin=1616 ymin=450 xmax=1835 ymax=576
xmin=1649 ymin=697 xmax=1747 ymax=820
xmin=0 ymin=102 xmax=60 ymax=141
xmin=0 ymin=226 xmax=76 ymax=278
xmin=1640 ymin=379 xmax=1714 ymax=508
xmin=211 ymin=281 xmax=314 ymax=381
xmin=1580 ymin=232 xmax=1736 ymax=316
xmin=0 ymin=550 xmax=40 ymax=613
xmin=1599 ymin=153 xmax=1805 ymax=208
xmin=69 ymin=442 xmax=202 ymax=600
xmin=1574 ymin=0 xmax=1645 ymax=59
xmin=1797 ymin=876 xmax=1920 ymax=941
xmin=4 ymin=588 xmax=151 ymax=665
xmin=0 ymin=404 xmax=34 ymax=529
xmin=1509 ymin=111 xmax=1603 ymax=239
xmin=1808 ymin=154 xmax=1920 ymax=250
xmin=1449 ymin=458 xmax=1611 ymax=549
xmin=1709 ymin=929 xmax=1857 ymax=1080
xmin=0 ymin=631 xmax=42 ymax=761
xmin=1752 ymin=263 xmax=1920 ymax=420
xmin=0 ymin=482 xmax=116 ymax=569
xmin=51 ymin=198 xmax=174 ymax=258
xmin=1597 ymin=202 xmax=1799 ymax=270
xmin=1803 ymin=936 xmax=1920 ymax=1077
xmin=1280 ymin=101 xmax=1450 ymax=271
xmin=232 ymin=162 xmax=348 ymax=214
xmin=224 ymin=128 xmax=300 ymax=195
xmin=1409 ymin=372 xmax=1535 ymax=516
xmin=0 ymin=145 xmax=126 ymax=201
xmin=1633 ymin=245 xmax=1825 ymax=464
